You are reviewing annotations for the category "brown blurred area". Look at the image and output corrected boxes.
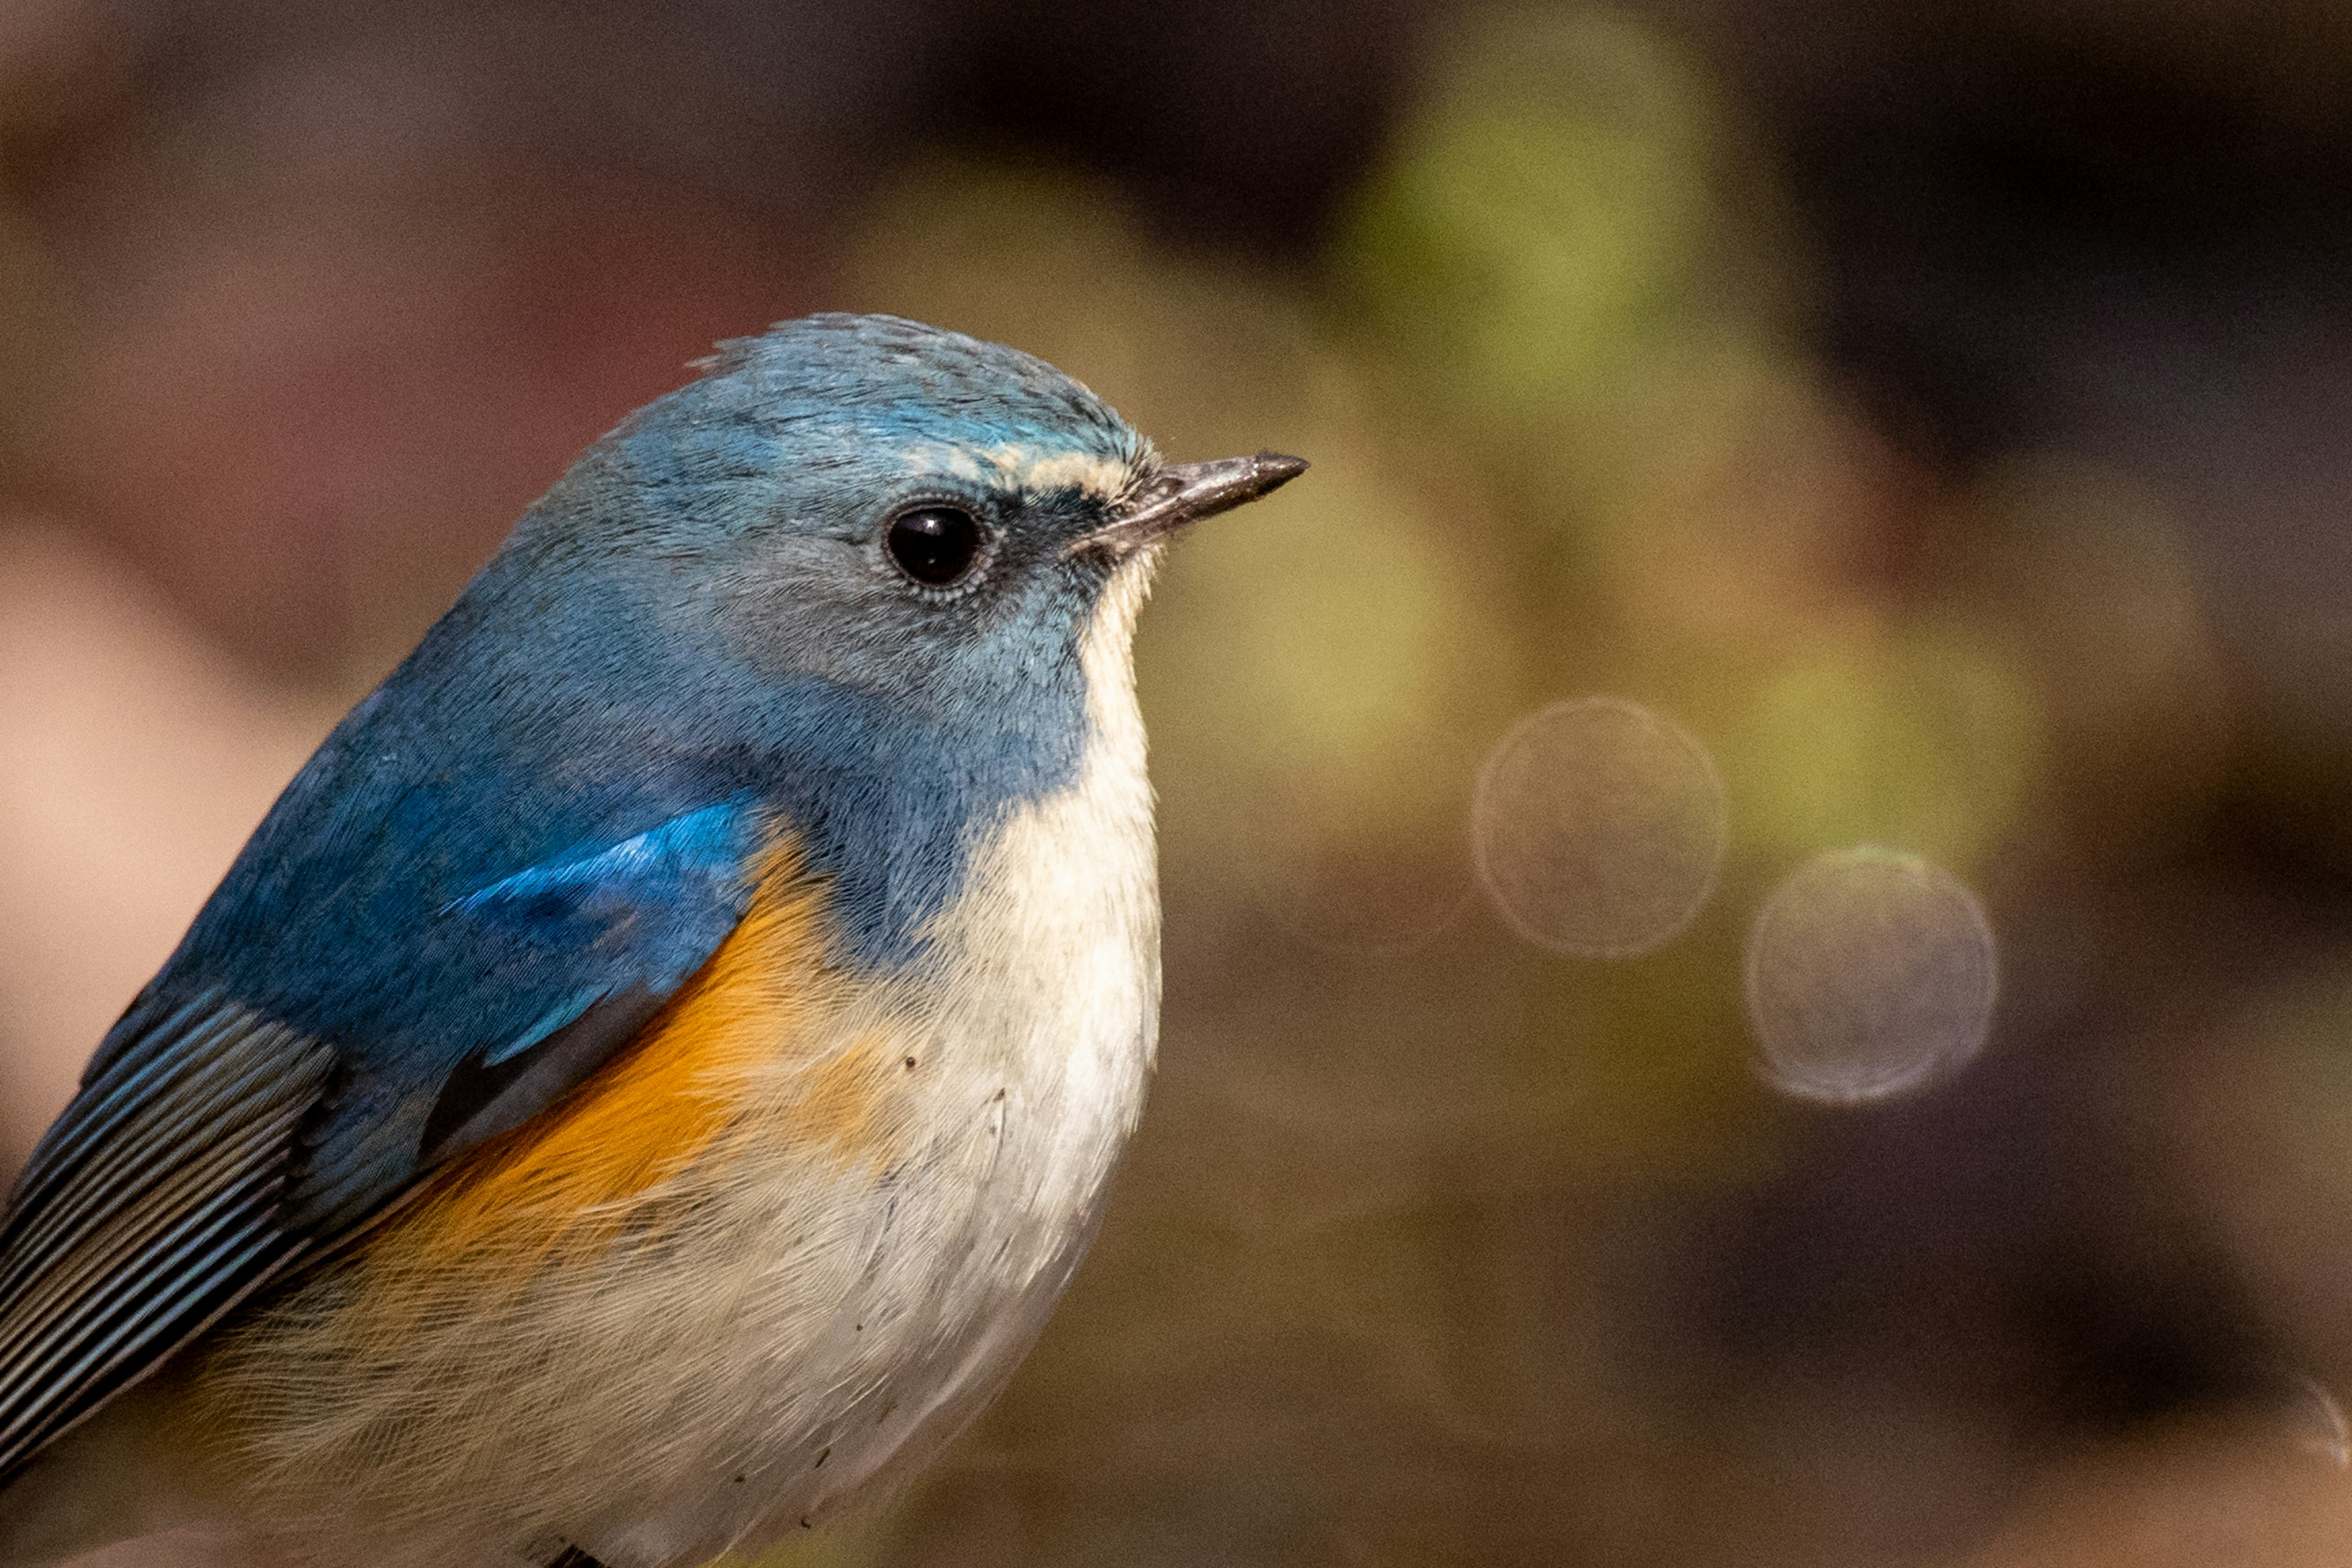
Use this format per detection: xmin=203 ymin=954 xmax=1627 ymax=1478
xmin=10 ymin=1 xmax=2352 ymax=1564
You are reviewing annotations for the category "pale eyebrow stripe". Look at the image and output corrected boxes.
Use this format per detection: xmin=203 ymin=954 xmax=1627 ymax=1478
xmin=896 ymin=443 xmax=1133 ymax=501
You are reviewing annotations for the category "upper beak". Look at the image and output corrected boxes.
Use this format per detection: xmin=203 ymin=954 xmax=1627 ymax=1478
xmin=1070 ymin=450 xmax=1308 ymax=561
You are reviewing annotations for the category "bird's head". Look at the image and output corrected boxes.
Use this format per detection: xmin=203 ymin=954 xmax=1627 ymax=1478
xmin=505 ymin=313 xmax=1302 ymax=731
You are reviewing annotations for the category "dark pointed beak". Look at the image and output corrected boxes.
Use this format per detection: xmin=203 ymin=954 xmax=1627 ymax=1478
xmin=1071 ymin=451 xmax=1308 ymax=562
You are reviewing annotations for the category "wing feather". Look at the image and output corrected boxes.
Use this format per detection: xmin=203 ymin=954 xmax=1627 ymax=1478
xmin=2 ymin=1008 xmax=304 ymax=1291
xmin=0 ymin=996 xmax=331 ymax=1476
xmin=6 ymin=997 xmax=246 ymax=1221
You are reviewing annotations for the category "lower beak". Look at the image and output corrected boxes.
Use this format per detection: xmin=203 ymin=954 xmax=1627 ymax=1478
xmin=1070 ymin=451 xmax=1308 ymax=561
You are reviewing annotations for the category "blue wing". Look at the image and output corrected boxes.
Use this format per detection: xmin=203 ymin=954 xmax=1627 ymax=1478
xmin=0 ymin=790 xmax=766 ymax=1481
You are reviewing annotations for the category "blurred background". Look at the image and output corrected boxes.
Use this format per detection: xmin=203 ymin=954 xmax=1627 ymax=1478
xmin=8 ymin=0 xmax=2352 ymax=1563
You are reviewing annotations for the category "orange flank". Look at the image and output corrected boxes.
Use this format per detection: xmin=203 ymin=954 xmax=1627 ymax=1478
xmin=376 ymin=832 xmax=888 ymax=1264
xmin=779 ymin=1029 xmax=907 ymax=1166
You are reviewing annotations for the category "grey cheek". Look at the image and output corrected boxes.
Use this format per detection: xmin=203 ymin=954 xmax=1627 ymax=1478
xmin=713 ymin=556 xmax=883 ymax=673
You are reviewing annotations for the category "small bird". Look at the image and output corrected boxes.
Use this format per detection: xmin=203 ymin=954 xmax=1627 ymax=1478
xmin=0 ymin=313 xmax=1303 ymax=1567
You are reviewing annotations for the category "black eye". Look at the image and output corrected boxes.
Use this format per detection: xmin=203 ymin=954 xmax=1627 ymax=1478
xmin=886 ymin=507 xmax=982 ymax=587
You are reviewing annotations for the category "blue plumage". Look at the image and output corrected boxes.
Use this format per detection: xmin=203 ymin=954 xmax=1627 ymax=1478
xmin=456 ymin=801 xmax=761 ymax=1067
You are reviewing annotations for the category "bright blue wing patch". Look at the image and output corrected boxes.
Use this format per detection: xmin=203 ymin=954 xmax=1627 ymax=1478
xmin=454 ymin=801 xmax=755 ymax=1066
xmin=278 ymin=794 xmax=767 ymax=1231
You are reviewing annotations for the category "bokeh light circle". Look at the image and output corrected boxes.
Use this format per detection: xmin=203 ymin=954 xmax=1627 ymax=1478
xmin=1743 ymin=846 xmax=1998 ymax=1104
xmin=1471 ymin=698 xmax=1727 ymax=957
